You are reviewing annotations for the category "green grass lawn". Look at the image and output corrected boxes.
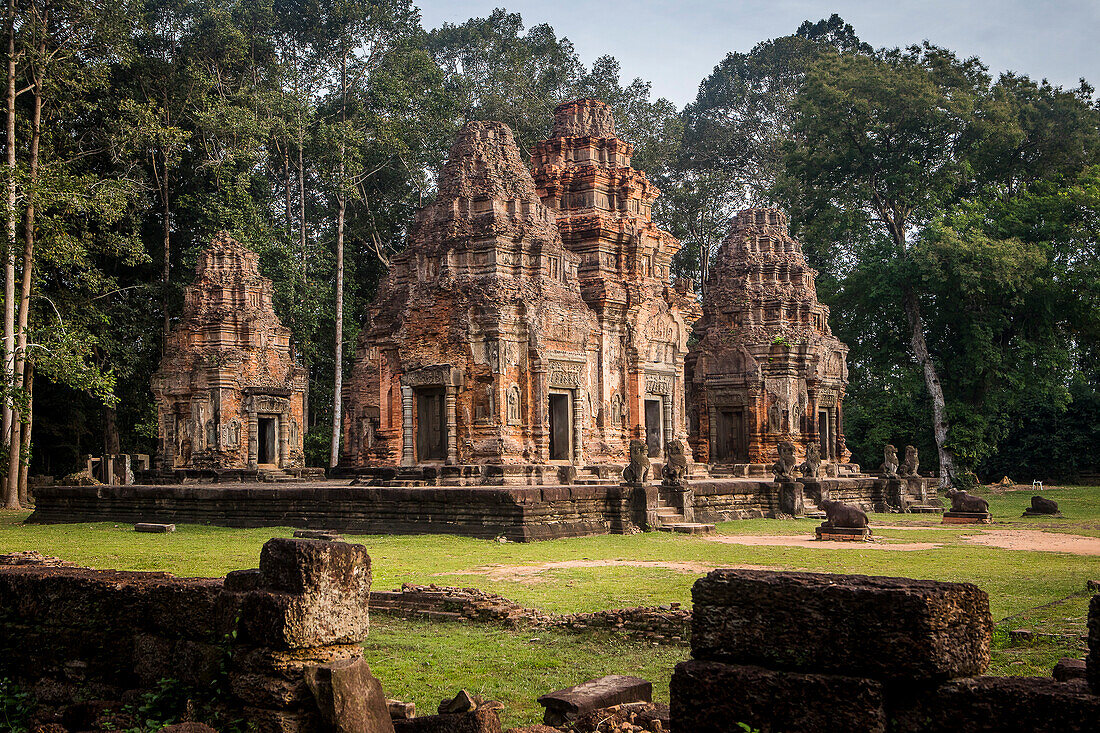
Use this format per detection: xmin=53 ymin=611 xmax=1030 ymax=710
xmin=2 ymin=484 xmax=1097 ymax=726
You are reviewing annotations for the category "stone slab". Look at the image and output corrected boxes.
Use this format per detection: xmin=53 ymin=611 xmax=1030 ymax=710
xmin=1023 ymin=510 xmax=1063 ymax=518
xmin=943 ymin=511 xmax=992 ymax=524
xmin=815 ymin=525 xmax=872 ymax=541
xmin=134 ymin=523 xmax=175 ymax=533
xmin=1053 ymin=657 xmax=1086 ymax=682
xmin=891 ymin=676 xmax=1100 ymax=733
xmin=537 ymin=675 xmax=651 ymax=725
xmin=691 ymin=569 xmax=992 ymax=681
xmin=670 ymin=660 xmax=885 ymax=733
xmin=293 ymin=529 xmax=343 ymax=540
xmin=304 ymin=656 xmax=395 ymax=733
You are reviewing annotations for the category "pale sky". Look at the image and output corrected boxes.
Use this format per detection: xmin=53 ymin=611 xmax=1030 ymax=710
xmin=416 ymin=1 xmax=1100 ymax=107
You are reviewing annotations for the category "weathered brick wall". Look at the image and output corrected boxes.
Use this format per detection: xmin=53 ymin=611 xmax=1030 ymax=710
xmin=672 ymin=569 xmax=1100 ymax=733
xmin=0 ymin=539 xmax=377 ymax=733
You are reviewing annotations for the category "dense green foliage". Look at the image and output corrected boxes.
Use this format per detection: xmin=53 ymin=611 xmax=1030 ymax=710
xmin=3 ymin=5 xmax=1098 ymax=486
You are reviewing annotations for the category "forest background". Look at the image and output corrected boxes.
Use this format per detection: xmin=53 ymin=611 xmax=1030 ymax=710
xmin=4 ymin=1 xmax=1100 ymax=507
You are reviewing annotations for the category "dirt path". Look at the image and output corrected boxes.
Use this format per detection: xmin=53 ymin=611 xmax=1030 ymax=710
xmin=962 ymin=529 xmax=1100 ymax=555
xmin=445 ymin=559 xmax=749 ymax=584
xmin=703 ymin=535 xmax=940 ymax=551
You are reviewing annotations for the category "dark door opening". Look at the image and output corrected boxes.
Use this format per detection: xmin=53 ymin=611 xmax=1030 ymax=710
xmin=715 ymin=409 xmax=746 ymax=462
xmin=645 ymin=399 xmax=662 ymax=457
xmin=258 ymin=416 xmax=277 ymax=465
xmin=818 ymin=410 xmax=829 ymax=458
xmin=416 ymin=390 xmax=445 ymax=461
xmin=548 ymin=393 xmax=571 ymax=460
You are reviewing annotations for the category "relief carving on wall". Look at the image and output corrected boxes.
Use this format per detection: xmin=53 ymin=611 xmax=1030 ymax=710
xmin=644 ymin=374 xmax=672 ymax=396
xmin=548 ymin=360 xmax=583 ymax=388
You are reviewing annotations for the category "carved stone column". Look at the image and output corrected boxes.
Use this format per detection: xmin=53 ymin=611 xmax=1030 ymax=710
xmin=828 ymin=408 xmax=838 ymax=461
xmin=532 ymin=366 xmax=548 ymax=462
xmin=400 ymin=386 xmax=415 ymax=467
xmin=707 ymin=403 xmax=718 ymax=463
xmin=445 ymin=386 xmax=458 ymax=465
xmin=572 ymin=389 xmax=584 ymax=464
xmin=662 ymin=395 xmax=673 ymax=455
xmin=247 ymin=402 xmax=259 ymax=470
xmin=278 ymin=409 xmax=290 ymax=468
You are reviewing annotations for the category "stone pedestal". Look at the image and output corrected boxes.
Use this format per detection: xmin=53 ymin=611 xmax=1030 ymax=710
xmin=943 ymin=511 xmax=992 ymax=524
xmin=885 ymin=478 xmax=909 ymax=513
xmin=537 ymin=675 xmax=652 ymax=727
xmin=1022 ymin=509 xmax=1063 ymax=518
xmin=778 ymin=480 xmax=804 ymax=517
xmin=815 ymin=524 xmax=872 ymax=542
xmin=663 ymin=482 xmax=695 ymax=522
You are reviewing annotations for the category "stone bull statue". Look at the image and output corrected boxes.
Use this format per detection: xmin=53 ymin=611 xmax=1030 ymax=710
xmin=945 ymin=488 xmax=990 ymax=513
xmin=819 ymin=498 xmax=870 ymax=529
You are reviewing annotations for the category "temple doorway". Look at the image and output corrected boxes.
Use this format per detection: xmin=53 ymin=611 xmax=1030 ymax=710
xmin=258 ymin=416 xmax=278 ymax=466
xmin=715 ymin=409 xmax=746 ymax=462
xmin=818 ymin=410 xmax=830 ymax=459
xmin=416 ymin=390 xmax=445 ymax=462
xmin=548 ymin=391 xmax=572 ymax=461
xmin=645 ymin=398 xmax=663 ymax=457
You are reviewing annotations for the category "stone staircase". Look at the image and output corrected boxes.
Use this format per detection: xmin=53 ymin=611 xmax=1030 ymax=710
xmin=258 ymin=468 xmax=299 ymax=483
xmin=802 ymin=495 xmax=827 ymax=520
xmin=654 ymin=494 xmax=715 ymax=534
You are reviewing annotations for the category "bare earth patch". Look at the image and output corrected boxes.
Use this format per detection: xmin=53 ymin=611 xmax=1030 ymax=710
xmin=962 ymin=529 xmax=1100 ymax=555
xmin=703 ymin=534 xmax=940 ymax=551
xmin=445 ymin=559 xmax=741 ymax=584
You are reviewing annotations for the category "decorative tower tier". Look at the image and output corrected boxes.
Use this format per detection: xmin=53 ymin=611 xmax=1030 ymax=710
xmin=686 ymin=208 xmax=851 ymax=467
xmin=340 ymin=121 xmax=601 ymax=472
xmin=531 ymin=98 xmax=700 ymax=461
xmin=152 ymin=233 xmax=307 ymax=472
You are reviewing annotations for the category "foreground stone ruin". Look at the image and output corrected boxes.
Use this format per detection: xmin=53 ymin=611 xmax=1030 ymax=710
xmin=673 ymin=568 xmax=1100 ymax=732
xmin=3 ymin=550 xmax=1099 ymax=732
xmin=150 ymin=233 xmax=312 ymax=481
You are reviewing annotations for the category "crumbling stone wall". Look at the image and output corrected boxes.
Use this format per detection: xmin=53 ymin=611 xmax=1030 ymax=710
xmin=370 ymin=583 xmax=691 ymax=643
xmin=0 ymin=539 xmax=382 ymax=733
xmin=672 ymin=569 xmax=1100 ymax=732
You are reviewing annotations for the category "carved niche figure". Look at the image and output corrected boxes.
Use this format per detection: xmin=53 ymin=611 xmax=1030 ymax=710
xmin=506 ymin=385 xmax=521 ymax=425
xmin=622 ymin=439 xmax=651 ymax=485
xmin=900 ymin=445 xmax=919 ymax=477
xmin=290 ymin=418 xmax=299 ymax=449
xmin=771 ymin=441 xmax=798 ymax=482
xmin=228 ymin=420 xmax=241 ymax=448
xmin=663 ymin=439 xmax=688 ymax=486
xmin=799 ymin=442 xmax=822 ymax=479
xmin=819 ymin=498 xmax=869 ymax=528
xmin=945 ymin=488 xmax=990 ymax=514
xmin=609 ymin=394 xmax=624 ymax=427
xmin=768 ymin=401 xmax=782 ymax=434
xmin=881 ymin=444 xmax=899 ymax=478
xmin=178 ymin=425 xmax=193 ymax=465
xmin=205 ymin=419 xmax=217 ymax=450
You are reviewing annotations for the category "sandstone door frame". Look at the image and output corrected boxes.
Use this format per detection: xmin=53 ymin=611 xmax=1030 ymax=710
xmin=399 ymin=366 xmax=462 ymax=467
xmin=245 ymin=392 xmax=292 ymax=470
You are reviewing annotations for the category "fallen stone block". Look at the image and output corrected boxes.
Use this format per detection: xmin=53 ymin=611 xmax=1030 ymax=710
xmin=1053 ymin=657 xmax=1086 ymax=682
xmin=670 ymin=659 xmax=885 ymax=733
xmin=691 ymin=569 xmax=991 ymax=681
xmin=294 ymin=529 xmax=344 ymax=541
xmin=135 ymin=523 xmax=175 ymax=533
xmin=392 ymin=707 xmax=502 ymax=733
xmin=388 ymin=699 xmax=416 ymax=720
xmin=259 ymin=538 xmax=371 ymax=597
xmin=891 ymin=676 xmax=1100 ymax=733
xmin=243 ymin=705 xmax=321 ymax=733
xmin=537 ymin=675 xmax=652 ymax=726
xmin=942 ymin=511 xmax=992 ymax=524
xmin=304 ymin=656 xmax=394 ymax=733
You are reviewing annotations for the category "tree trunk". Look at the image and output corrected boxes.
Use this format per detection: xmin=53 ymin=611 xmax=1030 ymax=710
xmin=284 ymin=149 xmax=292 ymax=234
xmin=18 ymin=360 xmax=31 ymax=504
xmin=329 ymin=54 xmax=347 ymax=470
xmin=902 ymin=286 xmax=956 ymax=488
xmin=2 ymin=0 xmax=17 ymax=475
xmin=161 ymin=167 xmax=171 ymax=348
xmin=104 ymin=406 xmax=120 ymax=456
xmin=7 ymin=37 xmax=42 ymax=507
xmin=298 ymin=121 xmax=306 ymax=284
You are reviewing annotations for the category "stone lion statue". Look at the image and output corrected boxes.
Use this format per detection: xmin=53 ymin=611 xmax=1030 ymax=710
xmin=798 ymin=443 xmax=822 ymax=479
xmin=771 ymin=441 xmax=798 ymax=482
xmin=946 ymin=488 xmax=989 ymax=514
xmin=900 ymin=445 xmax=919 ymax=477
xmin=622 ymin=439 xmax=651 ymax=485
xmin=880 ymin=444 xmax=899 ymax=478
xmin=819 ymin=498 xmax=869 ymax=529
xmin=663 ymin=439 xmax=689 ymax=486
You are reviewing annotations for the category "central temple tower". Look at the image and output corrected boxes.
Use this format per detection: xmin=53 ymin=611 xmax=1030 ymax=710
xmin=531 ymin=99 xmax=700 ymax=460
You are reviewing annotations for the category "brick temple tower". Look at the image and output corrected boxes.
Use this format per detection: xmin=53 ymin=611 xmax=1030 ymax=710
xmin=531 ymin=99 xmax=700 ymax=461
xmin=152 ymin=233 xmax=307 ymax=474
xmin=340 ymin=121 xmax=601 ymax=477
xmin=686 ymin=208 xmax=851 ymax=468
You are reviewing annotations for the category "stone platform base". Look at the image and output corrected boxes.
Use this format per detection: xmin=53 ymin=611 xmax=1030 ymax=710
xmin=1022 ymin=510 xmax=1063 ymax=518
xmin=943 ymin=511 xmax=992 ymax=524
xmin=815 ymin=525 xmax=872 ymax=541
xmin=908 ymin=504 xmax=945 ymax=514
